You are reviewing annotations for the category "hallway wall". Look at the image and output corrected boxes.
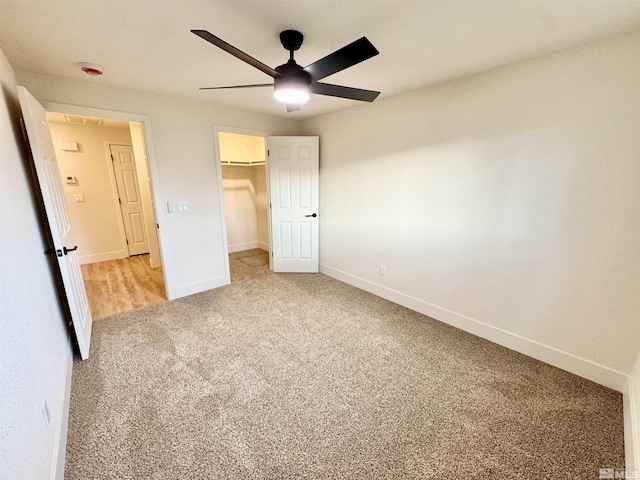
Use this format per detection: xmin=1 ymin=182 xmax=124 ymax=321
xmin=47 ymin=120 xmax=133 ymax=264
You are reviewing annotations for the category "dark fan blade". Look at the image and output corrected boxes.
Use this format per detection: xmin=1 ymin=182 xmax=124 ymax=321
xmin=303 ymin=37 xmax=379 ymax=82
xmin=286 ymin=104 xmax=301 ymax=113
xmin=192 ymin=30 xmax=279 ymax=78
xmin=200 ymin=84 xmax=272 ymax=90
xmin=310 ymin=82 xmax=380 ymax=102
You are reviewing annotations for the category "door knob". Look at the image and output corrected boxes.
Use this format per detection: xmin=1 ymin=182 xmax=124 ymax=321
xmin=63 ymin=245 xmax=78 ymax=255
xmin=305 ymin=213 xmax=317 ymax=218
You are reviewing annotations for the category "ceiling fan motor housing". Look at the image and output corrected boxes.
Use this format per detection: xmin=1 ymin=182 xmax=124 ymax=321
xmin=275 ymin=61 xmax=311 ymax=86
xmin=279 ymin=30 xmax=304 ymax=51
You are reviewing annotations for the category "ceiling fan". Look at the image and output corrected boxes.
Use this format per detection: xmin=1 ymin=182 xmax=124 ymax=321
xmin=191 ymin=29 xmax=380 ymax=112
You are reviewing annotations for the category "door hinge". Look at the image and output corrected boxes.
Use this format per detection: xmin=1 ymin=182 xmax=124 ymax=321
xmin=126 ymin=239 xmax=129 ymax=245
xmin=271 ymin=251 xmax=274 ymax=257
xmin=267 ymin=149 xmax=270 ymax=156
xmin=118 ymin=198 xmax=121 ymax=204
xmin=111 ymin=154 xmax=114 ymax=161
xmin=269 ymin=203 xmax=272 ymax=209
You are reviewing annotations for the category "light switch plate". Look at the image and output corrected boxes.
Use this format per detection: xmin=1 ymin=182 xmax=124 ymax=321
xmin=60 ymin=140 xmax=78 ymax=152
xmin=177 ymin=201 xmax=189 ymax=212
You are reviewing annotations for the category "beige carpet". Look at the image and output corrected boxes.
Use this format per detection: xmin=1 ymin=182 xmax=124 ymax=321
xmin=65 ymin=249 xmax=624 ymax=479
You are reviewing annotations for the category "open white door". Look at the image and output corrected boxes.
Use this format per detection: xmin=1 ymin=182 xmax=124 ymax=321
xmin=18 ymin=86 xmax=93 ymax=359
xmin=268 ymin=136 xmax=319 ymax=273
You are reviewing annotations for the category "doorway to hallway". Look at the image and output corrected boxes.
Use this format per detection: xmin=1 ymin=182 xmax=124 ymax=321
xmin=46 ymin=111 xmax=167 ymax=321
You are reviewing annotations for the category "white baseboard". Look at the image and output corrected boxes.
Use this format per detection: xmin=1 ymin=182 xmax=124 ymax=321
xmin=320 ymin=263 xmax=628 ymax=392
xmin=78 ymin=249 xmax=128 ymax=265
xmin=167 ymin=274 xmax=229 ymax=300
xmin=228 ymin=241 xmax=260 ymax=253
xmin=258 ymin=241 xmax=269 ymax=252
xmin=52 ymin=339 xmax=73 ymax=480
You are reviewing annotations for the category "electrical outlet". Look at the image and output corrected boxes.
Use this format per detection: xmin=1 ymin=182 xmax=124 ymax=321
xmin=378 ymin=265 xmax=386 ymax=276
xmin=42 ymin=400 xmax=51 ymax=426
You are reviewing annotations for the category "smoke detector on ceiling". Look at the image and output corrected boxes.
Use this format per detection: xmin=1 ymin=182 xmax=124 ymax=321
xmin=79 ymin=62 xmax=103 ymax=76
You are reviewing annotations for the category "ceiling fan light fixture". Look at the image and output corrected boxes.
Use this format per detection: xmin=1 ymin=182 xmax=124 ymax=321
xmin=274 ymin=86 xmax=309 ymax=104
xmin=273 ymin=75 xmax=310 ymax=104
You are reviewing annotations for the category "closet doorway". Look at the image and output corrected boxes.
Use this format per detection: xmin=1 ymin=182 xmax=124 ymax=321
xmin=214 ymin=126 xmax=270 ymax=280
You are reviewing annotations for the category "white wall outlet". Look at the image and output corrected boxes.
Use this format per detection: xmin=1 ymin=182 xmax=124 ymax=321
xmin=73 ymin=194 xmax=85 ymax=203
xmin=42 ymin=400 xmax=51 ymax=426
xmin=378 ymin=265 xmax=386 ymax=276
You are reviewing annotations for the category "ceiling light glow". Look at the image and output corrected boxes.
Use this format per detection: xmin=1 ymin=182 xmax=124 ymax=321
xmin=274 ymin=86 xmax=309 ymax=104
xmin=274 ymin=72 xmax=310 ymax=105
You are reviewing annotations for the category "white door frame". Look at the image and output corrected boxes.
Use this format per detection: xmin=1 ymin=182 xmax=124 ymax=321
xmin=212 ymin=124 xmax=270 ymax=283
xmin=43 ymin=102 xmax=168 ymax=298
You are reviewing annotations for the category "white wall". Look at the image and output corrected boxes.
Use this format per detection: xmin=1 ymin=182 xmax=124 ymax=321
xmin=0 ymin=48 xmax=72 ymax=480
xmin=302 ymin=31 xmax=640 ymax=390
xmin=47 ymin=121 xmax=132 ymax=264
xmin=17 ymin=71 xmax=300 ymax=299
xmin=219 ymin=131 xmax=265 ymax=163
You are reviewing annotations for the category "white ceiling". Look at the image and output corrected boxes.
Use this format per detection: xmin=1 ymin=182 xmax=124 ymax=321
xmin=1 ymin=0 xmax=640 ymax=120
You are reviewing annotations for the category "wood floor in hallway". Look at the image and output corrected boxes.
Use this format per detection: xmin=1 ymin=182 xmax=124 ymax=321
xmin=81 ymin=254 xmax=166 ymax=319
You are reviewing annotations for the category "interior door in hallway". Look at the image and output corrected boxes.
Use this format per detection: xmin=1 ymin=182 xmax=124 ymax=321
xmin=110 ymin=144 xmax=149 ymax=256
xmin=268 ymin=136 xmax=319 ymax=273
xmin=17 ymin=85 xmax=93 ymax=359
